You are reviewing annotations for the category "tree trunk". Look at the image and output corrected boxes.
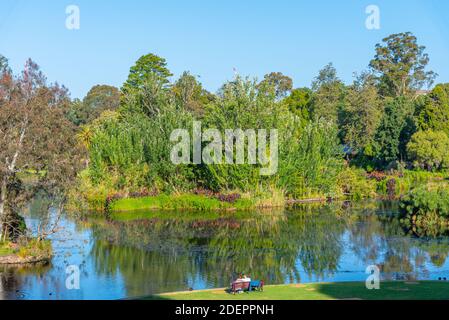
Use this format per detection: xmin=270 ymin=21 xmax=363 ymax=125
xmin=0 ymin=178 xmax=7 ymax=241
xmin=0 ymin=179 xmax=24 ymax=242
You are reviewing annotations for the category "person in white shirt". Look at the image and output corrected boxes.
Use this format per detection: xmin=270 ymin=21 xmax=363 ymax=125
xmin=235 ymin=273 xmax=251 ymax=283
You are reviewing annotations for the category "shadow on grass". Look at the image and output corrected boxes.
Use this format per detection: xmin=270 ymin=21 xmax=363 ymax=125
xmin=313 ymin=281 xmax=449 ymax=300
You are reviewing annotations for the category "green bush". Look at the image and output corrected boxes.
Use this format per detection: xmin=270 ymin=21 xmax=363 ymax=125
xmin=337 ymin=167 xmax=377 ymax=200
xmin=407 ymin=130 xmax=449 ymax=170
xmin=401 ymin=187 xmax=449 ymax=217
xmin=87 ymin=96 xmax=195 ymax=194
xmin=400 ymin=186 xmax=449 ymax=236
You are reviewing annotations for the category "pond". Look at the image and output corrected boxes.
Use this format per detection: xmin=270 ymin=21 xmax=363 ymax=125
xmin=1 ymin=200 xmax=449 ymax=300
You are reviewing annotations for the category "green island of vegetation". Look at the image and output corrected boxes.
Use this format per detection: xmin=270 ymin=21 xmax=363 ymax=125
xmin=144 ymin=281 xmax=449 ymax=300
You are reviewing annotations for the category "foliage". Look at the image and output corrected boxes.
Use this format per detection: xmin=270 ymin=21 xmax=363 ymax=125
xmin=199 ymin=76 xmax=293 ymax=192
xmin=310 ymin=63 xmax=346 ymax=122
xmin=415 ymin=83 xmax=449 ymax=135
xmin=0 ymin=241 xmax=15 ymax=256
xmin=407 ymin=130 xmax=449 ymax=170
xmin=401 ymin=187 xmax=449 ymax=217
xmin=17 ymin=238 xmax=52 ymax=259
xmin=257 ymin=72 xmax=293 ymax=99
xmin=373 ymin=96 xmax=415 ymax=165
xmin=336 ymin=167 xmax=377 ymax=200
xmin=339 ymin=74 xmax=382 ymax=153
xmin=172 ymin=71 xmax=215 ymax=118
xmin=122 ymin=53 xmax=172 ymax=94
xmin=67 ymin=85 xmax=120 ymax=125
xmin=369 ymin=32 xmax=437 ymax=97
xmin=400 ymin=186 xmax=449 ymax=236
xmin=87 ymin=104 xmax=194 ymax=194
xmin=67 ymin=34 xmax=449 ymax=212
xmin=0 ymin=238 xmax=51 ymax=259
xmin=278 ymin=119 xmax=344 ymax=198
xmin=0 ymin=58 xmax=83 ymax=241
xmin=283 ymin=87 xmax=312 ymax=124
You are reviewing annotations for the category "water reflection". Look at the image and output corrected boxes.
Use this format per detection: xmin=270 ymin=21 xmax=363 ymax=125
xmin=1 ymin=201 xmax=449 ymax=299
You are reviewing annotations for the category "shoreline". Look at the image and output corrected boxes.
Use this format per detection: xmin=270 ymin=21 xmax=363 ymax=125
xmin=0 ymin=254 xmax=50 ymax=265
xmin=73 ymin=170 xmax=449 ymax=214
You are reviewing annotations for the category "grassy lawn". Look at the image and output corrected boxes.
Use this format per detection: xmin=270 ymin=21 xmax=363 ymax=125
xmin=144 ymin=282 xmax=449 ymax=300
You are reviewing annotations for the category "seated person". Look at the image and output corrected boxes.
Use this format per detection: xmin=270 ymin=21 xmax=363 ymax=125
xmin=235 ymin=273 xmax=251 ymax=283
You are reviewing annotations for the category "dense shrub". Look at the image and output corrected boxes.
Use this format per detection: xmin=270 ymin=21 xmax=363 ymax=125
xmin=336 ymin=167 xmax=377 ymax=200
xmin=401 ymin=187 xmax=449 ymax=217
xmin=407 ymin=130 xmax=449 ymax=171
xmin=400 ymin=187 xmax=449 ymax=236
xmin=279 ymin=119 xmax=344 ymax=198
xmin=87 ymin=98 xmax=195 ymax=194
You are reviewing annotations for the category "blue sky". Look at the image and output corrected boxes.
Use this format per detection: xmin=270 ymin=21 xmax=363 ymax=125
xmin=0 ymin=0 xmax=448 ymax=98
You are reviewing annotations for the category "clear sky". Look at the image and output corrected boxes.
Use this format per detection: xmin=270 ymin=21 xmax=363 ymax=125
xmin=0 ymin=0 xmax=448 ymax=98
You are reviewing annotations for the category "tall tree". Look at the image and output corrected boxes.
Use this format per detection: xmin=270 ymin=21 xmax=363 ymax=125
xmin=373 ymin=97 xmax=414 ymax=165
xmin=369 ymin=32 xmax=437 ymax=98
xmin=172 ymin=71 xmax=215 ymax=118
xmin=121 ymin=54 xmax=173 ymax=117
xmin=310 ymin=63 xmax=346 ymax=122
xmin=68 ymin=85 xmax=120 ymax=125
xmin=0 ymin=59 xmax=83 ymax=241
xmin=340 ymin=73 xmax=382 ymax=153
xmin=122 ymin=53 xmax=173 ymax=95
xmin=257 ymin=72 xmax=293 ymax=99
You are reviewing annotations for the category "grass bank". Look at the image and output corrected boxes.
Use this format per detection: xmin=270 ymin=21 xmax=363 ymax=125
xmin=110 ymin=194 xmax=256 ymax=212
xmin=144 ymin=281 xmax=449 ymax=300
xmin=0 ymin=239 xmax=52 ymax=265
xmin=108 ymin=189 xmax=287 ymax=213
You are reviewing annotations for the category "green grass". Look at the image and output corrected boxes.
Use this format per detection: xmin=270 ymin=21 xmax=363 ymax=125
xmin=110 ymin=194 xmax=255 ymax=212
xmin=0 ymin=242 xmax=15 ymax=257
xmin=143 ymin=282 xmax=449 ymax=300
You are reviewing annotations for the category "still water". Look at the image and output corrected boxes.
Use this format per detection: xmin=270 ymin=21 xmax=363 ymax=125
xmin=1 ymin=201 xmax=449 ymax=300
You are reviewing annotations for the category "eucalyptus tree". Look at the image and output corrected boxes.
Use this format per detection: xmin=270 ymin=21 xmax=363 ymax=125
xmin=310 ymin=63 xmax=346 ymax=123
xmin=0 ymin=58 xmax=83 ymax=241
xmin=369 ymin=32 xmax=437 ymax=98
xmin=257 ymin=72 xmax=293 ymax=100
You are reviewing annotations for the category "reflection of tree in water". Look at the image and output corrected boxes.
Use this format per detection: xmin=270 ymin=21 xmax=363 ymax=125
xmin=87 ymin=202 xmax=449 ymax=296
xmin=0 ymin=264 xmax=50 ymax=299
xmin=346 ymin=201 xmax=449 ymax=279
xmin=88 ymin=207 xmax=347 ymax=296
